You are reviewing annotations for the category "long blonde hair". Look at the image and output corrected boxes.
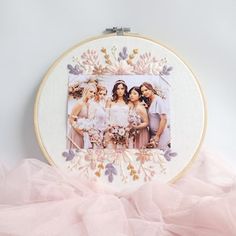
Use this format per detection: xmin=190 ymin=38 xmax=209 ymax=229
xmin=82 ymin=83 xmax=97 ymax=101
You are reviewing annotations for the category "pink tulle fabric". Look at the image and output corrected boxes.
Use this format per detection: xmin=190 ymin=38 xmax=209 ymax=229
xmin=0 ymin=150 xmax=236 ymax=236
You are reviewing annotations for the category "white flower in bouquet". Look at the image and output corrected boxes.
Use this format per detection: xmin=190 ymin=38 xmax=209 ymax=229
xmin=111 ymin=126 xmax=119 ymax=134
xmin=118 ymin=127 xmax=126 ymax=136
xmin=77 ymin=118 xmax=94 ymax=131
xmin=109 ymin=125 xmax=129 ymax=145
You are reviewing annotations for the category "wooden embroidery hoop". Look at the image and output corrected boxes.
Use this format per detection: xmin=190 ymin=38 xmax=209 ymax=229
xmin=34 ymin=31 xmax=207 ymax=189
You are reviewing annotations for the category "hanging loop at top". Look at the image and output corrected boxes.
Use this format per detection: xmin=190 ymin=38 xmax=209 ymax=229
xmin=104 ymin=27 xmax=131 ymax=35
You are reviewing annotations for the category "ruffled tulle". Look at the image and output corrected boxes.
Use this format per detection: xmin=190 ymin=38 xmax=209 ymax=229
xmin=0 ymin=150 xmax=236 ymax=236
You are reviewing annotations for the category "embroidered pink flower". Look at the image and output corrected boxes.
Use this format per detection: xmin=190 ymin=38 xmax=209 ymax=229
xmin=64 ymin=45 xmax=174 ymax=184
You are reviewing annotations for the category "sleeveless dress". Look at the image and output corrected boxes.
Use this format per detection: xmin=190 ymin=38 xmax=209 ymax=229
xmin=67 ymin=102 xmax=88 ymax=149
xmin=88 ymin=100 xmax=108 ymax=148
xmin=105 ymin=103 xmax=129 ymax=148
xmin=148 ymin=96 xmax=170 ymax=150
xmin=109 ymin=103 xmax=129 ymax=127
xmin=129 ymin=106 xmax=149 ymax=149
xmin=89 ymin=100 xmax=107 ymax=131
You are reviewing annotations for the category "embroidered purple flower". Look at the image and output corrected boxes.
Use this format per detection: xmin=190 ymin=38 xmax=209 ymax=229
xmin=67 ymin=64 xmax=83 ymax=75
xmin=105 ymin=163 xmax=117 ymax=182
xmin=160 ymin=65 xmax=173 ymax=76
xmin=164 ymin=149 xmax=177 ymax=161
xmin=118 ymin=47 xmax=128 ymax=61
xmin=62 ymin=149 xmax=75 ymax=161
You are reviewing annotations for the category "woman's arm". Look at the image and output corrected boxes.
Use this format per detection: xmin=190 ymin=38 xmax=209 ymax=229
xmin=105 ymin=98 xmax=112 ymax=128
xmin=69 ymin=102 xmax=84 ymax=135
xmin=105 ymin=98 xmax=112 ymax=108
xmin=153 ymin=114 xmax=167 ymax=142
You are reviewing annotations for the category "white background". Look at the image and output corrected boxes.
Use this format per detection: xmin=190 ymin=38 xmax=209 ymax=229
xmin=0 ymin=0 xmax=235 ymax=170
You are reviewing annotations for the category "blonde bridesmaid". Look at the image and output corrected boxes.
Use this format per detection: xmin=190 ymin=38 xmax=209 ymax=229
xmin=67 ymin=83 xmax=97 ymax=149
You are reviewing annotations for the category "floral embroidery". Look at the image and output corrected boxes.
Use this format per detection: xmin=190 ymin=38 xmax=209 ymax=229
xmin=68 ymin=46 xmax=172 ymax=77
xmin=105 ymin=163 xmax=117 ymax=183
xmin=63 ymin=148 xmax=169 ymax=183
xmin=63 ymin=45 xmax=177 ymax=185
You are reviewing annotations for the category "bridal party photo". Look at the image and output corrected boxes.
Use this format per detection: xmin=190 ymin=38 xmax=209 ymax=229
xmin=67 ymin=75 xmax=171 ymax=151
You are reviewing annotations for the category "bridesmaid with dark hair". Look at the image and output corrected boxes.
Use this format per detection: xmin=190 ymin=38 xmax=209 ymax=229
xmin=128 ymin=86 xmax=149 ymax=148
xmin=140 ymin=82 xmax=170 ymax=150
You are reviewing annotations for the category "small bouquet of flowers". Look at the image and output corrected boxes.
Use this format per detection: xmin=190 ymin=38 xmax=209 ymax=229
xmin=76 ymin=118 xmax=94 ymax=131
xmin=108 ymin=125 xmax=129 ymax=147
xmin=76 ymin=118 xmax=95 ymax=148
xmin=128 ymin=112 xmax=142 ymax=138
xmin=128 ymin=113 xmax=141 ymax=126
xmin=88 ymin=128 xmax=104 ymax=148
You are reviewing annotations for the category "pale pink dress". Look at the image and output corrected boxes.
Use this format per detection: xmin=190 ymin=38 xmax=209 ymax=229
xmin=129 ymin=107 xmax=149 ymax=149
xmin=67 ymin=103 xmax=88 ymax=149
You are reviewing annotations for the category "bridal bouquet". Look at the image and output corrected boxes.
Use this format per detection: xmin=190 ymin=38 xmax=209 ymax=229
xmin=109 ymin=125 xmax=129 ymax=146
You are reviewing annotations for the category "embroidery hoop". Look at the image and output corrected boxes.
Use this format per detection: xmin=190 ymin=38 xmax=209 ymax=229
xmin=34 ymin=32 xmax=207 ymax=190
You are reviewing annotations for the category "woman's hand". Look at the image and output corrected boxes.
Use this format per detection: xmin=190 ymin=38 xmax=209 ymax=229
xmin=152 ymin=135 xmax=160 ymax=144
xmin=72 ymin=123 xmax=84 ymax=136
xmin=77 ymin=129 xmax=84 ymax=136
xmin=75 ymin=127 xmax=84 ymax=136
xmin=146 ymin=140 xmax=156 ymax=148
xmin=131 ymin=123 xmax=139 ymax=129
xmin=147 ymin=136 xmax=160 ymax=148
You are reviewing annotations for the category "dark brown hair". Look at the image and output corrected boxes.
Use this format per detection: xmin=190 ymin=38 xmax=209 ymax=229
xmin=112 ymin=80 xmax=129 ymax=103
xmin=140 ymin=82 xmax=157 ymax=95
xmin=128 ymin=86 xmax=143 ymax=102
xmin=140 ymin=82 xmax=157 ymax=107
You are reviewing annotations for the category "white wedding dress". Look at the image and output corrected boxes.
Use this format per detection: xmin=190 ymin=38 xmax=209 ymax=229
xmin=108 ymin=103 xmax=129 ymax=127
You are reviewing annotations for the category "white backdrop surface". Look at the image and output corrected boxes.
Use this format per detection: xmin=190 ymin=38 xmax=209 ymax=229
xmin=0 ymin=0 xmax=235 ymax=172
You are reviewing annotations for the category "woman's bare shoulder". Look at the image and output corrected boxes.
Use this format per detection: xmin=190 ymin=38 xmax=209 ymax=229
xmin=128 ymin=102 xmax=134 ymax=108
xmin=72 ymin=100 xmax=83 ymax=110
xmin=106 ymin=98 xmax=113 ymax=107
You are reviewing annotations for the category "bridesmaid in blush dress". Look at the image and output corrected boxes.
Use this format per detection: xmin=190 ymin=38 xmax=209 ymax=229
xmin=67 ymin=83 xmax=97 ymax=149
xmin=88 ymin=85 xmax=108 ymax=131
xmin=88 ymin=85 xmax=108 ymax=148
xmin=140 ymin=82 xmax=170 ymax=150
xmin=128 ymin=86 xmax=149 ymax=148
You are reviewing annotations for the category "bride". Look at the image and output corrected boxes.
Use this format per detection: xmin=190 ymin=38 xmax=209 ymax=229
xmin=105 ymin=80 xmax=130 ymax=149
